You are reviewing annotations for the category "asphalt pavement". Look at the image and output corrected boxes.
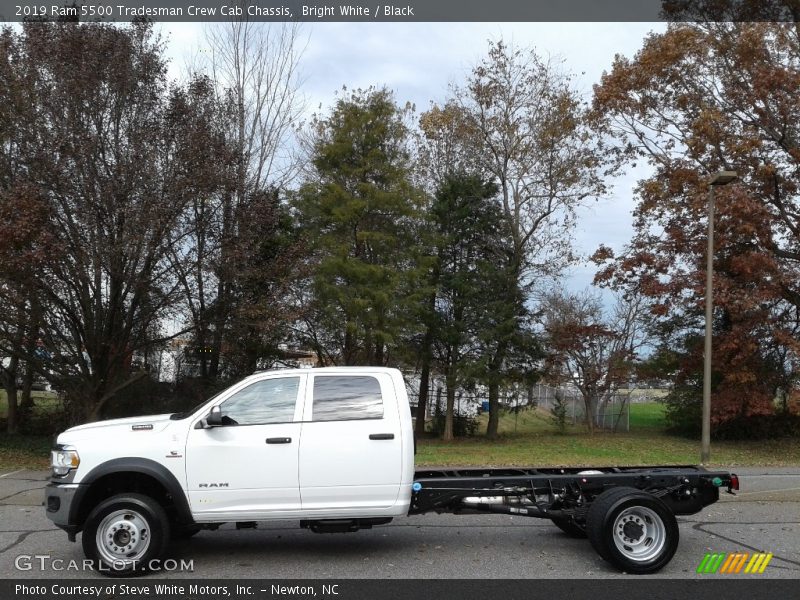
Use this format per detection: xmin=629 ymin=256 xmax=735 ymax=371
xmin=0 ymin=467 xmax=798 ymax=579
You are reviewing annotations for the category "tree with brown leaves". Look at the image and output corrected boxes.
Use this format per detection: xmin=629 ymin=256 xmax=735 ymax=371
xmin=543 ymin=290 xmax=645 ymax=433
xmin=592 ymin=21 xmax=800 ymax=432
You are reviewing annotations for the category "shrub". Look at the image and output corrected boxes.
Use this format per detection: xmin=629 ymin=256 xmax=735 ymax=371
xmin=663 ymin=385 xmax=702 ymax=437
xmin=550 ymin=390 xmax=568 ymax=434
xmin=431 ymin=413 xmax=479 ymax=437
xmin=663 ymin=383 xmax=800 ymax=439
xmin=713 ymin=414 xmax=800 ymax=440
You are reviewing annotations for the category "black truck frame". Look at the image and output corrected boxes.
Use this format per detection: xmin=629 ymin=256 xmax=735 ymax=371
xmin=407 ymin=465 xmax=739 ymax=574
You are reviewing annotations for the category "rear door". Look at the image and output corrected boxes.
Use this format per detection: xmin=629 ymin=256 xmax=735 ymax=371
xmin=298 ymin=372 xmax=402 ymax=510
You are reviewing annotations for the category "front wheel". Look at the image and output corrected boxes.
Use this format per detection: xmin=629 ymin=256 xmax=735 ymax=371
xmin=586 ymin=487 xmax=679 ymax=574
xmin=82 ymin=493 xmax=171 ymax=576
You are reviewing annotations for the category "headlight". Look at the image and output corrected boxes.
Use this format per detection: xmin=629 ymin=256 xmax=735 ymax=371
xmin=51 ymin=446 xmax=80 ymax=476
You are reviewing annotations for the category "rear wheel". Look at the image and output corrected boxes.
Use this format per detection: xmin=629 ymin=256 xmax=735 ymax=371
xmin=82 ymin=493 xmax=170 ymax=576
xmin=550 ymin=516 xmax=587 ymax=538
xmin=586 ymin=486 xmax=678 ymax=574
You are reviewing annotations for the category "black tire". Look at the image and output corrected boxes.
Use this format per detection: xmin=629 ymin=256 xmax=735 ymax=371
xmin=586 ymin=486 xmax=679 ymax=574
xmin=171 ymin=524 xmax=202 ymax=540
xmin=550 ymin=516 xmax=587 ymax=538
xmin=82 ymin=493 xmax=171 ymax=577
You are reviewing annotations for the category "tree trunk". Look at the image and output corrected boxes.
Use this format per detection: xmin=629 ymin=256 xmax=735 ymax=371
xmin=415 ymin=348 xmax=432 ymax=437
xmin=443 ymin=369 xmax=456 ymax=441
xmin=5 ymin=386 xmax=19 ymax=434
xmin=209 ymin=321 xmax=223 ymax=379
xmin=198 ymin=330 xmax=209 ymax=380
xmin=364 ymin=330 xmax=373 ymax=365
xmin=485 ymin=341 xmax=507 ymax=439
xmin=244 ymin=331 xmax=260 ymax=374
xmin=343 ymin=327 xmax=355 ymax=366
xmin=87 ymin=371 xmax=148 ymax=422
xmin=3 ymin=355 xmax=21 ymax=434
xmin=210 ymin=190 xmax=235 ymax=381
xmin=21 ymin=302 xmax=41 ymax=414
xmin=88 ymin=406 xmax=104 ymax=423
xmin=584 ymin=396 xmax=596 ymax=433
xmin=486 ymin=381 xmax=500 ymax=439
xmin=19 ymin=369 xmax=34 ymax=416
xmin=54 ymin=381 xmax=84 ymax=426
xmin=415 ymin=308 xmax=436 ymax=436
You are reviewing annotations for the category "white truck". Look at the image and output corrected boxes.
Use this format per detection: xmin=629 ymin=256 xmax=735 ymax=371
xmin=45 ymin=367 xmax=738 ymax=576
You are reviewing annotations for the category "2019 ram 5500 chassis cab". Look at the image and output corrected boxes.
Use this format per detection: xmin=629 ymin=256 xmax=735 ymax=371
xmin=45 ymin=367 xmax=738 ymax=576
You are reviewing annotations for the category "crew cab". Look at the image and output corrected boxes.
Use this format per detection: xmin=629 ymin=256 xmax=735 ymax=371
xmin=45 ymin=367 xmax=738 ymax=575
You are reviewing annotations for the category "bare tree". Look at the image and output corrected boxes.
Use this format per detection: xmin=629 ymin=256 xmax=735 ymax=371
xmin=175 ymin=12 xmax=307 ymax=380
xmin=203 ymin=13 xmax=306 ymax=189
xmin=454 ymin=41 xmax=607 ymax=280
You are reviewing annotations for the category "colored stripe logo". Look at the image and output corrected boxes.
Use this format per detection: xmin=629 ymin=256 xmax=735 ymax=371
xmin=696 ymin=552 xmax=773 ymax=574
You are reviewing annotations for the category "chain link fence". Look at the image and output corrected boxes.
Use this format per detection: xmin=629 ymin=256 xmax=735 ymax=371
xmin=530 ymin=384 xmax=631 ymax=432
xmin=407 ymin=381 xmax=636 ymax=432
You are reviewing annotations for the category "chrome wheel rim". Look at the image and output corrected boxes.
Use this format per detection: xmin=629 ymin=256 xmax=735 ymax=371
xmin=95 ymin=509 xmax=150 ymax=567
xmin=612 ymin=506 xmax=666 ymax=563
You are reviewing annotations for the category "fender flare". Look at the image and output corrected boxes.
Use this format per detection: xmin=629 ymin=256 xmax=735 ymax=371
xmin=70 ymin=458 xmax=194 ymax=529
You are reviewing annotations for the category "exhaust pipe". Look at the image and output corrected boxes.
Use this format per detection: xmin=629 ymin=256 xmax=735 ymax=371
xmin=460 ymin=496 xmax=564 ymax=519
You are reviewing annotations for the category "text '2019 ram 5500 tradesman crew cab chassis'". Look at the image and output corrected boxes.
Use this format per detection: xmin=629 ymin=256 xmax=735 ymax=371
xmin=45 ymin=367 xmax=739 ymax=575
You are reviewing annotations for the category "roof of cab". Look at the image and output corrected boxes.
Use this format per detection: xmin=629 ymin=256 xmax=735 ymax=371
xmin=250 ymin=366 xmax=401 ymax=377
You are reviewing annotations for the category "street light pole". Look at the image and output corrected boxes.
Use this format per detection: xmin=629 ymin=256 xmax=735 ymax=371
xmin=701 ymin=170 xmax=738 ymax=465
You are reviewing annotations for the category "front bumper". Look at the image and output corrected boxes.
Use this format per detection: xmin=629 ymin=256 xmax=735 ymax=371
xmin=44 ymin=482 xmax=82 ymax=540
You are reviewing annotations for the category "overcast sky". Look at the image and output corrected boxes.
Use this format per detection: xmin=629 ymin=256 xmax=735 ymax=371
xmin=161 ymin=22 xmax=667 ymax=297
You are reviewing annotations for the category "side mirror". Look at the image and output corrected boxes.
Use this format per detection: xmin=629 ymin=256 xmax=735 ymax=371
xmin=206 ymin=405 xmax=223 ymax=427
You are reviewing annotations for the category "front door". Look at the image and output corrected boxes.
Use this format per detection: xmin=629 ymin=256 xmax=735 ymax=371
xmin=186 ymin=374 xmax=305 ymax=519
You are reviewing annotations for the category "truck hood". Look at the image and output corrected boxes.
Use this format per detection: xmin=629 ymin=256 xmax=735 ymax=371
xmin=61 ymin=414 xmax=174 ymax=438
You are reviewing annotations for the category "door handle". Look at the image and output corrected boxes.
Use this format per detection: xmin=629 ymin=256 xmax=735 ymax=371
xmin=369 ymin=433 xmax=394 ymax=440
xmin=266 ymin=437 xmax=292 ymax=444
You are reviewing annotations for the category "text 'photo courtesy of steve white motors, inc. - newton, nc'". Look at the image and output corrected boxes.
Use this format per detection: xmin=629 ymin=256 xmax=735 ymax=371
xmin=15 ymin=583 xmax=337 ymax=598
xmin=13 ymin=3 xmax=415 ymax=18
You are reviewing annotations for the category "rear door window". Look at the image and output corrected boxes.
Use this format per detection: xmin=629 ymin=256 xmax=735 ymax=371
xmin=312 ymin=376 xmax=383 ymax=422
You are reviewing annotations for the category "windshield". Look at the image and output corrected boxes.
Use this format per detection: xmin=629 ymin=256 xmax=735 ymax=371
xmin=169 ymin=389 xmax=226 ymax=420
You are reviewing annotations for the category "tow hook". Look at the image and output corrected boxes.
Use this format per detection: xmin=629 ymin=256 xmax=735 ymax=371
xmin=710 ymin=476 xmax=736 ymax=495
xmin=727 ymin=473 xmax=740 ymax=495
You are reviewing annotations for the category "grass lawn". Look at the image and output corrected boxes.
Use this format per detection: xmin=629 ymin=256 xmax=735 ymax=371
xmin=415 ymin=431 xmax=800 ymax=468
xmin=0 ymin=434 xmax=52 ymax=471
xmin=0 ymin=390 xmax=61 ymax=471
xmin=472 ymin=402 xmax=668 ymax=435
xmin=628 ymin=402 xmax=667 ymax=429
xmin=0 ymin=389 xmax=60 ymax=414
xmin=416 ymin=405 xmax=799 ymax=468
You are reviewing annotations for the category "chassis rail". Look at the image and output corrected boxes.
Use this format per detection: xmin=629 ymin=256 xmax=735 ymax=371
xmin=409 ymin=465 xmax=738 ymax=518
